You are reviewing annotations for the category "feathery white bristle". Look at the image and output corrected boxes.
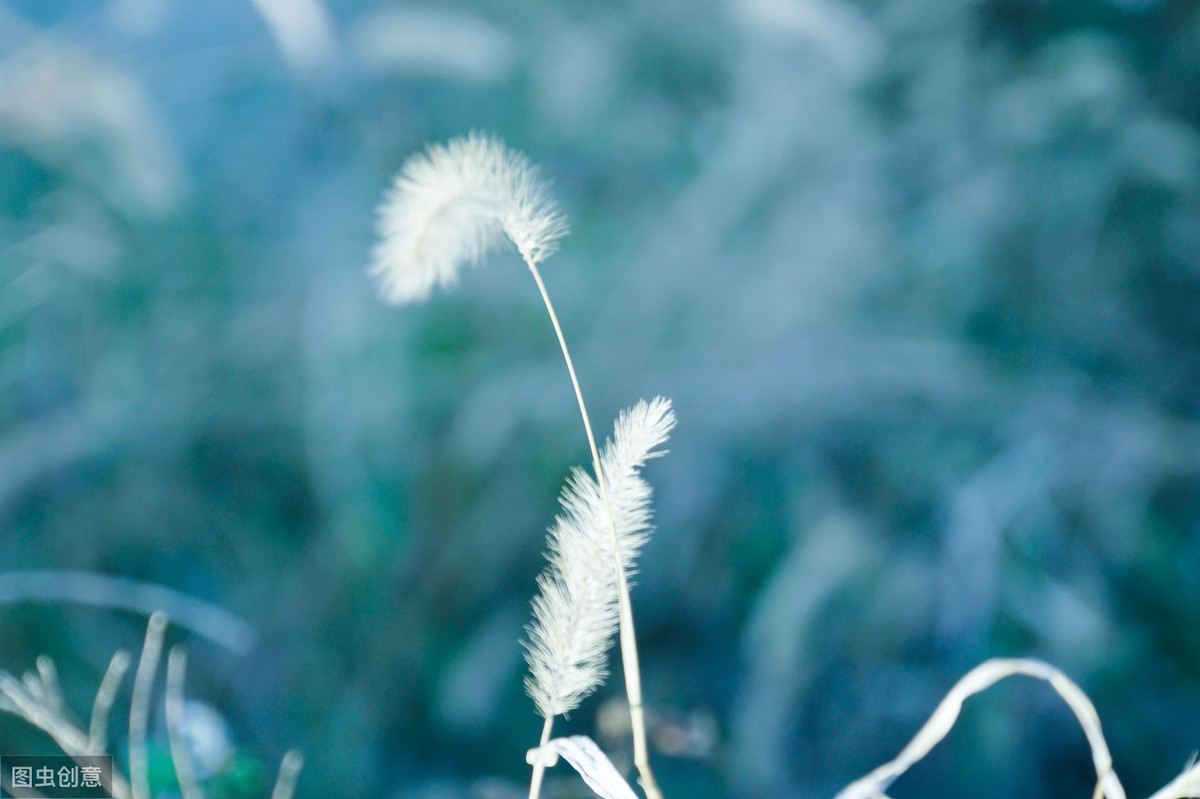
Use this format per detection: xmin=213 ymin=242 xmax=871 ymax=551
xmin=524 ymin=397 xmax=675 ymax=719
xmin=369 ymin=132 xmax=567 ymax=304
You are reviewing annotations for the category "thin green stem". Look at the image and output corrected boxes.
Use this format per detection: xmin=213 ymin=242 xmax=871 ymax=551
xmin=524 ymin=258 xmax=662 ymax=799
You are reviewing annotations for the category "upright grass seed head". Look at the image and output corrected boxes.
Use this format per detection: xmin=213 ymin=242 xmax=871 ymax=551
xmin=369 ymin=132 xmax=568 ymax=304
xmin=523 ymin=397 xmax=676 ymax=720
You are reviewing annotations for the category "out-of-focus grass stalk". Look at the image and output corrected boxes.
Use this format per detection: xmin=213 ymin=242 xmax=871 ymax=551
xmin=271 ymin=750 xmax=305 ymax=799
xmin=89 ymin=650 xmax=131 ymax=754
xmin=129 ymin=612 xmax=168 ymax=799
xmin=166 ymin=647 xmax=203 ymax=799
xmin=0 ymin=570 xmax=258 ymax=654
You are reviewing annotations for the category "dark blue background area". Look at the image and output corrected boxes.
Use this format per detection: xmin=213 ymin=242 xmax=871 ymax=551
xmin=1 ymin=1 xmax=1199 ymax=798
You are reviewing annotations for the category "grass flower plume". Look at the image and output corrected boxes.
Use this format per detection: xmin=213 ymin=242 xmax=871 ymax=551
xmin=372 ymin=134 xmax=668 ymax=799
xmin=370 ymin=133 xmax=567 ymax=304
xmin=524 ymin=397 xmax=676 ymax=720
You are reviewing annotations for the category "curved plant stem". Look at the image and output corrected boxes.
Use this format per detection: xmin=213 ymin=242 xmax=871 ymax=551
xmin=524 ymin=258 xmax=662 ymax=799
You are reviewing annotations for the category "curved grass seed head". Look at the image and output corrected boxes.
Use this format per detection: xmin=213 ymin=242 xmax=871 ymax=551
xmin=369 ymin=132 xmax=567 ymax=304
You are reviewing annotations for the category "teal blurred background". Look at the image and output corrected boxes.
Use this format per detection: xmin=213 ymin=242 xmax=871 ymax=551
xmin=2 ymin=0 xmax=1200 ymax=797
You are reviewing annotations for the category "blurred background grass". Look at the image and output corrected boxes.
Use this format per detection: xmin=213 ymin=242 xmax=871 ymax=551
xmin=1 ymin=0 xmax=1199 ymax=797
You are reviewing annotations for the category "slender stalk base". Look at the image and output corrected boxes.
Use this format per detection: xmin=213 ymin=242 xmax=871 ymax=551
xmin=524 ymin=258 xmax=663 ymax=799
xmin=528 ymin=716 xmax=554 ymax=799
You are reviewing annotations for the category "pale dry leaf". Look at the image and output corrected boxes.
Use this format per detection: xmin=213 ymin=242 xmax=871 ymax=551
xmin=834 ymin=658 xmax=1125 ymax=799
xmin=528 ymin=735 xmax=638 ymax=799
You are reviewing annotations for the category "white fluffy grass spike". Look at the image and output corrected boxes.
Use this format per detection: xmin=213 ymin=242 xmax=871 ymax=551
xmin=524 ymin=397 xmax=675 ymax=720
xmin=370 ymin=132 xmax=568 ymax=304
xmin=1148 ymin=755 xmax=1200 ymax=799
xmin=835 ymin=658 xmax=1126 ymax=799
